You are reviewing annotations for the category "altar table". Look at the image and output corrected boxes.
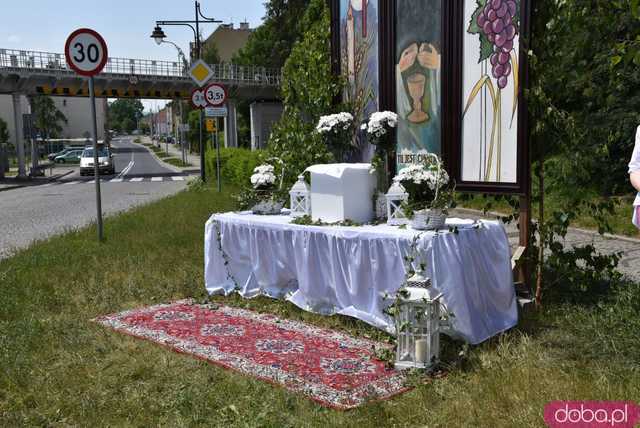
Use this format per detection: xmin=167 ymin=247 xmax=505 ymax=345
xmin=204 ymin=212 xmax=517 ymax=344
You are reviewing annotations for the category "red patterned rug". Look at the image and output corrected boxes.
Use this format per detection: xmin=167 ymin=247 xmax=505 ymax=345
xmin=94 ymin=300 xmax=408 ymax=409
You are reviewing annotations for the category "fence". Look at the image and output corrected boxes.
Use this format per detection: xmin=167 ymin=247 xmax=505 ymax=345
xmin=0 ymin=48 xmax=282 ymax=86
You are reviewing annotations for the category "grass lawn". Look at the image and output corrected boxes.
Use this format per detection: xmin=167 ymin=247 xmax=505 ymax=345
xmin=1 ymin=185 xmax=638 ymax=426
xmin=163 ymin=157 xmax=192 ymax=168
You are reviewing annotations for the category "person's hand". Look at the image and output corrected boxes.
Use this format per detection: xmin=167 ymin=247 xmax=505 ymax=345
xmin=399 ymin=43 xmax=418 ymax=72
xmin=418 ymin=43 xmax=441 ymax=70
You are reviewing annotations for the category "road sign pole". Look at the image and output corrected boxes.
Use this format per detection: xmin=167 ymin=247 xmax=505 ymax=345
xmin=216 ymin=117 xmax=221 ymax=192
xmin=200 ymin=109 xmax=205 ymax=182
xmin=88 ymin=76 xmax=103 ymax=241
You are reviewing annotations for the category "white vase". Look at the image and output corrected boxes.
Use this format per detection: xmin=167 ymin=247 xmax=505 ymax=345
xmin=411 ymin=208 xmax=447 ymax=230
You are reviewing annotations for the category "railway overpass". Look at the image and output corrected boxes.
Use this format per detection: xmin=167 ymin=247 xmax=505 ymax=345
xmin=0 ymin=48 xmax=283 ymax=177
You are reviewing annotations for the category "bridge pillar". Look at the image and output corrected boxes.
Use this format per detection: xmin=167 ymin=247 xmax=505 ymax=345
xmin=250 ymin=101 xmax=283 ymax=151
xmin=224 ymin=100 xmax=238 ymax=148
xmin=12 ymin=94 xmax=26 ymax=178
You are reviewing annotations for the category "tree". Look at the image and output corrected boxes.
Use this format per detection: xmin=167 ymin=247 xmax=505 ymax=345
xmin=264 ymin=0 xmax=341 ymax=186
xmin=202 ymin=42 xmax=221 ymax=64
xmin=29 ymin=95 xmax=67 ymax=140
xmin=108 ymin=99 xmax=144 ymax=134
xmin=233 ymin=0 xmax=312 ymax=68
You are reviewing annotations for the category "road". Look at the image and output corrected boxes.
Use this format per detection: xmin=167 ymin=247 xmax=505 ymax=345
xmin=0 ymin=136 xmax=192 ymax=259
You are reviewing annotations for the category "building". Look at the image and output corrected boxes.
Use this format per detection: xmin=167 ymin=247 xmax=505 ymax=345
xmin=0 ymin=94 xmax=106 ymax=143
xmin=202 ymin=22 xmax=253 ymax=63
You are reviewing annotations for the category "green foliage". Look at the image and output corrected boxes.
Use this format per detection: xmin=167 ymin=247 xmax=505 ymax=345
xmin=204 ymin=147 xmax=262 ymax=188
xmin=263 ymin=0 xmax=343 ymax=188
xmin=108 ymin=99 xmax=144 ymax=133
xmin=28 ymin=95 xmax=67 ymax=139
xmin=232 ymin=0 xmax=312 ymax=68
xmin=0 ymin=117 xmax=9 ymax=145
xmin=202 ymin=42 xmax=220 ymax=64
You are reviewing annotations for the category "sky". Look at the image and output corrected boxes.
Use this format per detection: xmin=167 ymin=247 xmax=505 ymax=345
xmin=1 ymin=0 xmax=267 ymax=112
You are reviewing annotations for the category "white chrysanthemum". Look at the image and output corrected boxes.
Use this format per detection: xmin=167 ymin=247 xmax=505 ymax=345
xmin=365 ymin=111 xmax=398 ymax=135
xmin=250 ymin=164 xmax=276 ymax=188
xmin=316 ymin=112 xmax=353 ymax=134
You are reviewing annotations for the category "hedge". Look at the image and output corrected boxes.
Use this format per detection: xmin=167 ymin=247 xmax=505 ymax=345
xmin=204 ymin=148 xmax=263 ymax=188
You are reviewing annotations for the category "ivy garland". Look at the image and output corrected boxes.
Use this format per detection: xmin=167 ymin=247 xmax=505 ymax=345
xmin=211 ymin=219 xmax=240 ymax=291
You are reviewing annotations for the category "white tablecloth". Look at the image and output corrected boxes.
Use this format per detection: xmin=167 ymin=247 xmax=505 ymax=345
xmin=204 ymin=212 xmax=517 ymax=344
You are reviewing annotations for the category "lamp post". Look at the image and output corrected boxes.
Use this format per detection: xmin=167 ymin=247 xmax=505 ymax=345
xmin=158 ymin=40 xmax=189 ymax=166
xmin=151 ymin=1 xmax=222 ymax=182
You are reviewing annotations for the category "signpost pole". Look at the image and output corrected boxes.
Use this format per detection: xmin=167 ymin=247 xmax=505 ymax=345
xmin=88 ymin=76 xmax=103 ymax=241
xmin=216 ymin=117 xmax=221 ymax=192
xmin=200 ymin=109 xmax=205 ymax=182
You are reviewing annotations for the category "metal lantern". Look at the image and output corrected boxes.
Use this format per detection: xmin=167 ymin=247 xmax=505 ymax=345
xmin=289 ymin=175 xmax=311 ymax=217
xmin=386 ymin=178 xmax=409 ymax=225
xmin=394 ymin=273 xmax=443 ymax=370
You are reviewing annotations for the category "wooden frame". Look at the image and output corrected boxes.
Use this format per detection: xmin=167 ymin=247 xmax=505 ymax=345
xmin=329 ymin=0 xmax=531 ymax=196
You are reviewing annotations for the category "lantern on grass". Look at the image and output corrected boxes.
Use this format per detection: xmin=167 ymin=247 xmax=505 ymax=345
xmin=394 ymin=271 xmax=443 ymax=370
xmin=386 ymin=178 xmax=408 ymax=225
xmin=289 ymin=175 xmax=311 ymax=217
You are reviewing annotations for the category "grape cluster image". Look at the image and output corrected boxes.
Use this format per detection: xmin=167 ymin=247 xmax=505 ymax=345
xmin=476 ymin=0 xmax=517 ymax=89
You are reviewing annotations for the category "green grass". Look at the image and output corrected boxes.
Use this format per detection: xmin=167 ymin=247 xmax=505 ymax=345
xmin=1 ymin=185 xmax=638 ymax=426
xmin=459 ymin=193 xmax=639 ymax=238
xmin=163 ymin=157 xmax=192 ymax=167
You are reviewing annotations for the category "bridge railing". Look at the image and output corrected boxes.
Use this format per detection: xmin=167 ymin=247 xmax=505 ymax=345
xmin=0 ymin=48 xmax=282 ymax=86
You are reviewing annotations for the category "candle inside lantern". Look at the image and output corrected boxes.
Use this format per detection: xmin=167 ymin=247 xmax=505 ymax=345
xmin=415 ymin=339 xmax=428 ymax=364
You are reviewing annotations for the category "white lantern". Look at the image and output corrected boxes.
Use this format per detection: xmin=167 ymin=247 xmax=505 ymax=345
xmin=386 ymin=178 xmax=409 ymax=225
xmin=394 ymin=271 xmax=443 ymax=370
xmin=289 ymin=175 xmax=311 ymax=217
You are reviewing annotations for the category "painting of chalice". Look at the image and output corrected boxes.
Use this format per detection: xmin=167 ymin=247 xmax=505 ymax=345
xmin=395 ymin=0 xmax=442 ymax=168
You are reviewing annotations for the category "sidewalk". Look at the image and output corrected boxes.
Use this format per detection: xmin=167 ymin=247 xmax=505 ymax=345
xmin=451 ymin=207 xmax=640 ymax=282
xmin=0 ymin=167 xmax=75 ymax=192
xmin=143 ymin=136 xmax=201 ymax=173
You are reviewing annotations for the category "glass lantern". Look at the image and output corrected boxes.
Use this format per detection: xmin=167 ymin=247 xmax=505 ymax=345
xmin=394 ymin=280 xmax=443 ymax=370
xmin=386 ymin=178 xmax=409 ymax=225
xmin=289 ymin=175 xmax=311 ymax=217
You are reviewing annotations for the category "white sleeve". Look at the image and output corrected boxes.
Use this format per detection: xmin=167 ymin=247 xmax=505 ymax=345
xmin=629 ymin=125 xmax=640 ymax=174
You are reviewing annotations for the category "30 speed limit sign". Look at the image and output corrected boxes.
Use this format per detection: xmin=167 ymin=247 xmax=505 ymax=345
xmin=204 ymin=83 xmax=227 ymax=107
xmin=64 ymin=28 xmax=108 ymax=76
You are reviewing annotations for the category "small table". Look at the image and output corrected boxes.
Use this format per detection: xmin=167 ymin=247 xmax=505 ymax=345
xmin=204 ymin=212 xmax=517 ymax=344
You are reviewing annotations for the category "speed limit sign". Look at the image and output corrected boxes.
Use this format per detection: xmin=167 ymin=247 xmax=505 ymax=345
xmin=204 ymin=83 xmax=227 ymax=107
xmin=64 ymin=28 xmax=108 ymax=76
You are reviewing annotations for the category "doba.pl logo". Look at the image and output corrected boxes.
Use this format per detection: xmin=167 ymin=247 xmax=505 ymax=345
xmin=544 ymin=401 xmax=640 ymax=427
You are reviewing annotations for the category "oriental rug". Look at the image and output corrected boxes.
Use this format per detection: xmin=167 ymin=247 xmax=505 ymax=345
xmin=93 ymin=300 xmax=408 ymax=409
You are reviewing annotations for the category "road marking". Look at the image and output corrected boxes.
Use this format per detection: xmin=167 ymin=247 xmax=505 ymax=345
xmin=64 ymin=180 xmax=80 ymax=185
xmin=87 ymin=180 xmax=95 ymax=184
xmin=118 ymin=160 xmax=134 ymax=178
xmin=171 ymin=176 xmax=184 ymax=181
xmin=110 ymin=178 xmax=123 ymax=183
xmin=129 ymin=177 xmax=144 ymax=182
xmin=151 ymin=177 xmax=162 ymax=182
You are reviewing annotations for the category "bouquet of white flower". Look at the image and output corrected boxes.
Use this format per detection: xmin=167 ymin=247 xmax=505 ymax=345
xmin=316 ymin=112 xmax=355 ymax=161
xmin=394 ymin=154 xmax=453 ymax=214
xmin=250 ymin=164 xmax=277 ymax=190
xmin=236 ymin=158 xmax=287 ymax=215
xmin=362 ymin=111 xmax=398 ymax=151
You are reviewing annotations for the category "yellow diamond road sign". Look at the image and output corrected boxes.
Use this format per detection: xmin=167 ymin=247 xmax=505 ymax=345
xmin=188 ymin=59 xmax=214 ymax=87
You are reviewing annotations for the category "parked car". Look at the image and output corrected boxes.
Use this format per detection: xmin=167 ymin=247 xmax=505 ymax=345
xmin=80 ymin=146 xmax=115 ymax=176
xmin=48 ymin=146 xmax=86 ymax=161
xmin=54 ymin=150 xmax=83 ymax=164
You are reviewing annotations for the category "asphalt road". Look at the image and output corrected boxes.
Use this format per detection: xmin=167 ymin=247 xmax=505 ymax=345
xmin=0 ymin=136 xmax=191 ymax=259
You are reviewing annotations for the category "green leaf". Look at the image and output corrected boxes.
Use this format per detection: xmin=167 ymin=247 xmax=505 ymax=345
xmin=610 ymin=55 xmax=622 ymax=67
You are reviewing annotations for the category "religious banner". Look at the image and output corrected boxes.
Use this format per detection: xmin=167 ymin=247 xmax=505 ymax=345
xmin=461 ymin=0 xmax=520 ymax=183
xmin=395 ymin=0 xmax=442 ymax=169
xmin=339 ymin=0 xmax=379 ymax=159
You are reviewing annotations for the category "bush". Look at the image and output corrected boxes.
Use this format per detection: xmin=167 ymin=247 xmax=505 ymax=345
xmin=205 ymin=148 xmax=263 ymax=188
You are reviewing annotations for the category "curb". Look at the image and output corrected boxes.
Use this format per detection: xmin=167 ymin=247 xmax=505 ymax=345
xmin=0 ymin=168 xmax=76 ymax=193
xmin=454 ymin=207 xmax=640 ymax=244
xmin=132 ymin=139 xmax=184 ymax=174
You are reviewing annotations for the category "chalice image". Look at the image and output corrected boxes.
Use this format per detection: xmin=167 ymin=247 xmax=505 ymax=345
xmin=399 ymin=42 xmax=440 ymax=124
xmin=406 ymin=73 xmax=428 ymax=123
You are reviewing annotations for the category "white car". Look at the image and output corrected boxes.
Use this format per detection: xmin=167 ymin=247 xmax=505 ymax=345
xmin=80 ymin=146 xmax=115 ymax=176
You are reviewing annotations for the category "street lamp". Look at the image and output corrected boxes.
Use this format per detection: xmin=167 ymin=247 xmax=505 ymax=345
xmin=151 ymin=1 xmax=222 ymax=182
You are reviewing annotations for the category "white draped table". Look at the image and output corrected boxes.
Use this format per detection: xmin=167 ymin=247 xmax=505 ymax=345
xmin=204 ymin=212 xmax=517 ymax=344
